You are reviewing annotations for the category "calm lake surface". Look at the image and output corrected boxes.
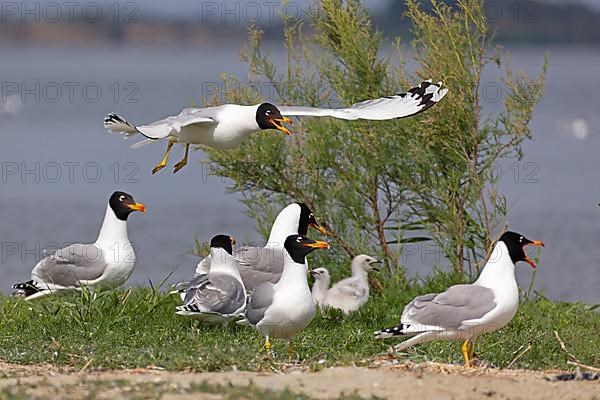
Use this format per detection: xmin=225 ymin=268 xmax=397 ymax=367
xmin=0 ymin=45 xmax=598 ymax=303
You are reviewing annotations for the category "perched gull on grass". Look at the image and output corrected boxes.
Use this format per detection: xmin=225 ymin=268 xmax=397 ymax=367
xmin=12 ymin=191 xmax=146 ymax=300
xmin=310 ymin=254 xmax=379 ymax=314
xmin=375 ymin=231 xmax=544 ymax=367
xmin=194 ymin=202 xmax=327 ymax=291
xmin=175 ymin=235 xmax=246 ymax=325
xmin=241 ymin=235 xmax=329 ymax=358
xmin=104 ymin=80 xmax=448 ymax=174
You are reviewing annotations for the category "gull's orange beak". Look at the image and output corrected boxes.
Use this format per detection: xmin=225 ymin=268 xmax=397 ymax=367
xmin=305 ymin=240 xmax=330 ymax=250
xmin=310 ymin=222 xmax=328 ymax=236
xmin=524 ymin=240 xmax=544 ymax=268
xmin=230 ymin=237 xmax=237 ymax=246
xmin=127 ymin=202 xmax=146 ymax=213
xmin=270 ymin=117 xmax=293 ymax=136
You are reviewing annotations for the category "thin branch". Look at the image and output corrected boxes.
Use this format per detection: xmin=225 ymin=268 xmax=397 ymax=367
xmin=567 ymin=361 xmax=600 ymax=373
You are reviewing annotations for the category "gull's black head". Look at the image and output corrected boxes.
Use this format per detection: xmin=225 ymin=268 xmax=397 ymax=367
xmin=109 ymin=191 xmax=146 ymax=221
xmin=296 ymin=203 xmax=328 ymax=236
xmin=210 ymin=234 xmax=236 ymax=255
xmin=284 ymin=235 xmax=329 ymax=264
xmin=499 ymin=231 xmax=544 ymax=268
xmin=256 ymin=103 xmax=292 ymax=135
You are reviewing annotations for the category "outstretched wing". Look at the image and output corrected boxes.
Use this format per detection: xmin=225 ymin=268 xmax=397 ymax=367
xmin=104 ymin=108 xmax=218 ymax=140
xmin=279 ymin=80 xmax=448 ymax=121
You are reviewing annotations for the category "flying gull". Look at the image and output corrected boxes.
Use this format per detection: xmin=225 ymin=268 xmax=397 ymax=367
xmin=375 ymin=231 xmax=544 ymax=367
xmin=104 ymin=80 xmax=448 ymax=173
xmin=175 ymin=235 xmax=246 ymax=325
xmin=194 ymin=202 xmax=326 ymax=291
xmin=241 ymin=234 xmax=329 ymax=357
xmin=12 ymin=191 xmax=146 ymax=300
xmin=310 ymin=254 xmax=379 ymax=314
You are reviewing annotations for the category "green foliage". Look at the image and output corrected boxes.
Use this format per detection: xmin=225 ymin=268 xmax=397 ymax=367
xmin=203 ymin=0 xmax=546 ymax=277
xmin=0 ymin=278 xmax=597 ymax=372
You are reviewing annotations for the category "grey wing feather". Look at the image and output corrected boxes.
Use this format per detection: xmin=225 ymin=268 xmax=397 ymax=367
xmin=136 ymin=109 xmax=217 ymax=139
xmin=234 ymin=247 xmax=285 ymax=290
xmin=184 ymin=274 xmax=245 ymax=314
xmin=401 ymin=285 xmax=496 ymax=330
xmin=279 ymin=81 xmax=448 ymax=121
xmin=107 ymin=108 xmax=219 ymax=140
xmin=245 ymin=282 xmax=275 ymax=325
xmin=31 ymin=244 xmax=107 ymax=287
xmin=181 ymin=274 xmax=210 ymax=304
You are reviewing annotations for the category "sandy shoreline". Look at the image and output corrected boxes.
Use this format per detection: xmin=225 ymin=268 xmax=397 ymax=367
xmin=1 ymin=361 xmax=598 ymax=399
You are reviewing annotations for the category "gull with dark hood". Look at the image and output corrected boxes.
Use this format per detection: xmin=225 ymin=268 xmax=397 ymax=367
xmin=12 ymin=191 xmax=146 ymax=300
xmin=175 ymin=235 xmax=246 ymax=325
xmin=375 ymin=231 xmax=544 ymax=368
xmin=242 ymin=234 xmax=330 ymax=358
xmin=104 ymin=80 xmax=448 ymax=174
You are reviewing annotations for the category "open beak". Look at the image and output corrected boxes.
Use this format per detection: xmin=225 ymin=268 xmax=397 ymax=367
xmin=524 ymin=240 xmax=545 ymax=268
xmin=270 ymin=117 xmax=293 ymax=136
xmin=305 ymin=240 xmax=330 ymax=250
xmin=127 ymin=202 xmax=146 ymax=213
xmin=309 ymin=270 xmax=318 ymax=277
xmin=310 ymin=222 xmax=328 ymax=236
xmin=370 ymin=260 xmax=381 ymax=271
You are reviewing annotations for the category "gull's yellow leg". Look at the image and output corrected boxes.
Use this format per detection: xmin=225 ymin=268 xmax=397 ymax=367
xmin=287 ymin=341 xmax=295 ymax=361
xmin=264 ymin=337 xmax=272 ymax=354
xmin=173 ymin=144 xmax=190 ymax=174
xmin=461 ymin=340 xmax=472 ymax=368
xmin=468 ymin=338 xmax=477 ymax=361
xmin=152 ymin=140 xmax=175 ymax=175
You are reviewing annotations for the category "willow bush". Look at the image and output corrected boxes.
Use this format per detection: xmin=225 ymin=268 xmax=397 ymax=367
xmin=204 ymin=0 xmax=546 ymax=278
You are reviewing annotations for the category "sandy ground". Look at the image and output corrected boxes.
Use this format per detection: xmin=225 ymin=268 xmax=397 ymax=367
xmin=0 ymin=361 xmax=598 ymax=399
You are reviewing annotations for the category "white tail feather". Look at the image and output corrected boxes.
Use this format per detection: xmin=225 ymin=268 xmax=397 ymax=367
xmin=131 ymin=138 xmax=162 ymax=149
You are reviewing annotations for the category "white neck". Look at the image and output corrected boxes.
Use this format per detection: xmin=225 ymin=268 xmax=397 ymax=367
xmin=311 ymin=275 xmax=330 ymax=297
xmin=277 ymin=257 xmax=309 ymax=290
xmin=475 ymin=241 xmax=517 ymax=289
xmin=266 ymin=204 xmax=300 ymax=247
xmin=351 ymin=262 xmax=369 ymax=280
xmin=95 ymin=205 xmax=130 ymax=249
xmin=209 ymin=248 xmax=243 ymax=281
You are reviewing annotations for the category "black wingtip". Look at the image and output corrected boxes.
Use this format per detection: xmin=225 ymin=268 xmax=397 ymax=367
xmin=375 ymin=324 xmax=406 ymax=338
xmin=12 ymin=280 xmax=42 ymax=298
xmin=104 ymin=113 xmax=125 ymax=124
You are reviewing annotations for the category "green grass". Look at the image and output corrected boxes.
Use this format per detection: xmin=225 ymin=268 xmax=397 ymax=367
xmin=0 ymin=272 xmax=598 ymax=372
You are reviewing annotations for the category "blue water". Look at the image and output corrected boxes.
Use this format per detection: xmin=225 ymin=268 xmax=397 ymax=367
xmin=0 ymin=45 xmax=598 ymax=304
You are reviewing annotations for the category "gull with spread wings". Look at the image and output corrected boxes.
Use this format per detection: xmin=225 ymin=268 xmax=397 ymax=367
xmin=104 ymin=80 xmax=448 ymax=174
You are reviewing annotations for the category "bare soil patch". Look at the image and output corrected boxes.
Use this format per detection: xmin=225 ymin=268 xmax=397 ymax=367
xmin=0 ymin=361 xmax=598 ymax=399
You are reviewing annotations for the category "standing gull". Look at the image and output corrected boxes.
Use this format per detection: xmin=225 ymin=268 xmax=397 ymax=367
xmin=176 ymin=235 xmax=246 ymax=325
xmin=104 ymin=80 xmax=448 ymax=174
xmin=311 ymin=254 xmax=379 ymax=314
xmin=12 ymin=191 xmax=146 ymax=300
xmin=375 ymin=231 xmax=544 ymax=367
xmin=242 ymin=235 xmax=329 ymax=357
xmin=194 ymin=202 xmax=326 ymax=291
